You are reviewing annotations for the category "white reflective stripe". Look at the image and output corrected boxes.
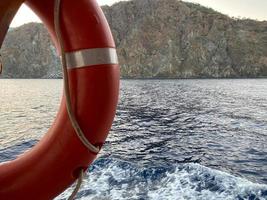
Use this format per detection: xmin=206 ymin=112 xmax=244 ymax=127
xmin=65 ymin=48 xmax=118 ymax=69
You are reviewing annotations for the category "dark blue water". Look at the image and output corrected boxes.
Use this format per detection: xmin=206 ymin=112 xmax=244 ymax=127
xmin=0 ymin=79 xmax=267 ymax=199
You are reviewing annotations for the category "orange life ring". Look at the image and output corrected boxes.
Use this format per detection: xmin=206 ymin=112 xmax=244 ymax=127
xmin=0 ymin=0 xmax=120 ymax=199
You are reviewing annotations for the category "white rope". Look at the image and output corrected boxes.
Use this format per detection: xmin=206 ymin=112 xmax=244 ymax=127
xmin=67 ymin=170 xmax=84 ymax=200
xmin=54 ymin=0 xmax=100 ymax=199
xmin=54 ymin=0 xmax=100 ymax=154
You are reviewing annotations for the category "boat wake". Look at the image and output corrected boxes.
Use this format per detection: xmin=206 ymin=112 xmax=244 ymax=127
xmin=1 ymin=141 xmax=267 ymax=200
xmin=57 ymin=157 xmax=267 ymax=200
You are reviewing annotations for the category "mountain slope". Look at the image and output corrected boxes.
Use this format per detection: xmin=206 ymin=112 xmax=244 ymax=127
xmin=2 ymin=23 xmax=61 ymax=78
xmin=1 ymin=0 xmax=267 ymax=78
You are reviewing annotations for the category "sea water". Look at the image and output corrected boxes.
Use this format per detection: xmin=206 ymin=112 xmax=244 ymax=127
xmin=0 ymin=79 xmax=267 ymax=199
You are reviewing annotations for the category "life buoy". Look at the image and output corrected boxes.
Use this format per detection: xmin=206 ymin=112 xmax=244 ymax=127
xmin=0 ymin=0 xmax=120 ymax=199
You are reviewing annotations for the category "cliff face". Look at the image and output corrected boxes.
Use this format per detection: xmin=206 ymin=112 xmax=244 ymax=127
xmin=104 ymin=0 xmax=267 ymax=78
xmin=1 ymin=0 xmax=267 ymax=78
xmin=1 ymin=23 xmax=61 ymax=78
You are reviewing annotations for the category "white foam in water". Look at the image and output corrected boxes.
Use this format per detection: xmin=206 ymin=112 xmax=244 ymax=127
xmin=56 ymin=158 xmax=267 ymax=200
xmin=147 ymin=164 xmax=266 ymax=200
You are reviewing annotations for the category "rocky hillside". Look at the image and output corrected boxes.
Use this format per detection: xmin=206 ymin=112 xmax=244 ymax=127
xmin=1 ymin=0 xmax=267 ymax=78
xmin=2 ymin=23 xmax=61 ymax=78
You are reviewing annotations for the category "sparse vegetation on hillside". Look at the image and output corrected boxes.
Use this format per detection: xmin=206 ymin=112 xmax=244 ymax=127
xmin=1 ymin=0 xmax=267 ymax=78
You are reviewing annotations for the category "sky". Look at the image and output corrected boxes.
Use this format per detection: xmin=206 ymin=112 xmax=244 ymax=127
xmin=11 ymin=0 xmax=267 ymax=27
